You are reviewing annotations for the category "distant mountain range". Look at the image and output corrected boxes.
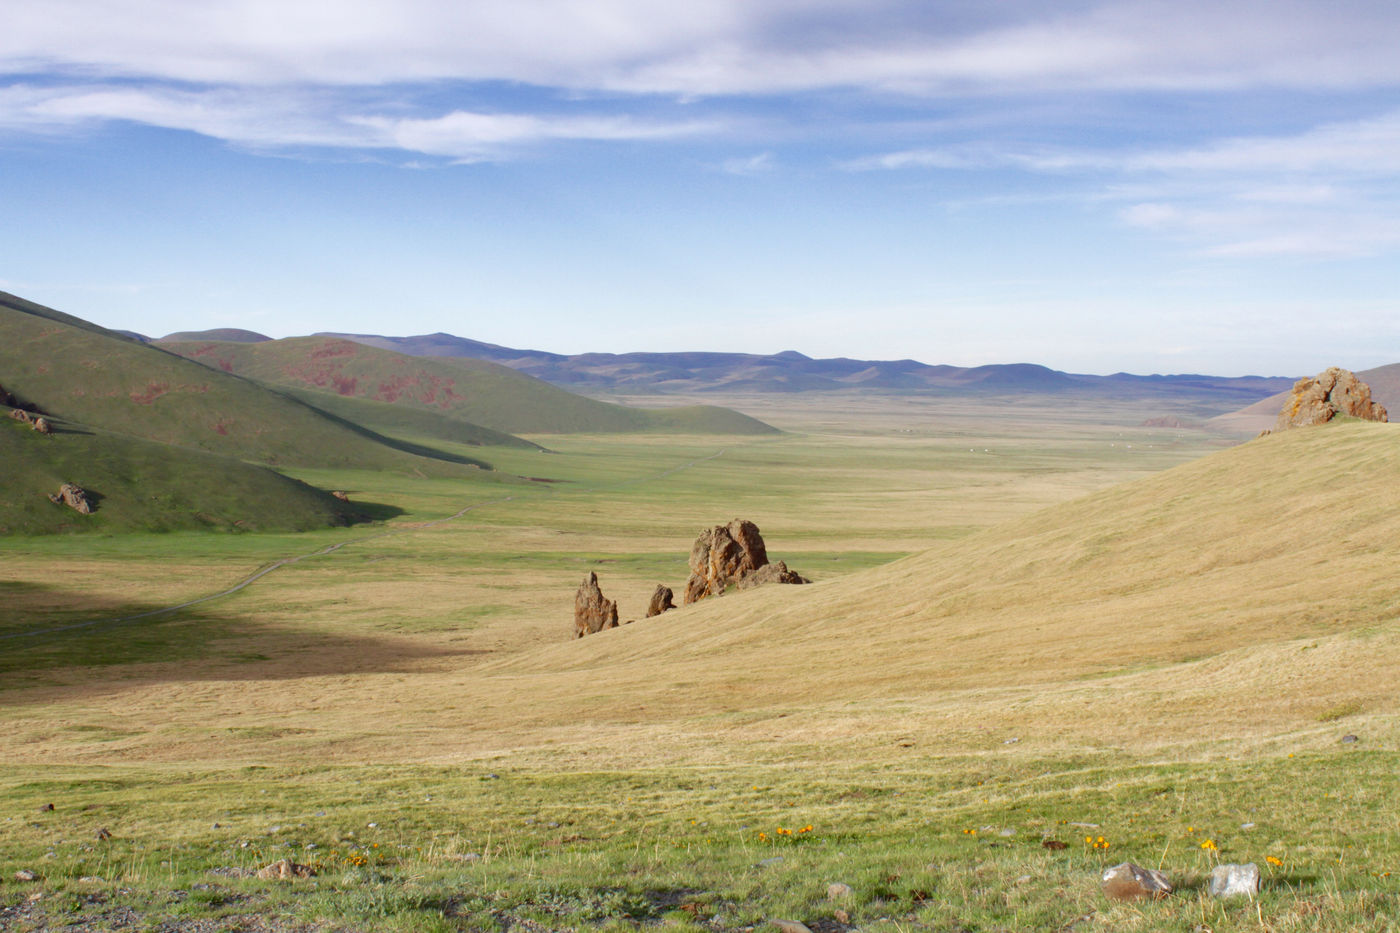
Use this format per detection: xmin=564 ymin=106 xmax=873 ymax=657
xmin=301 ymin=330 xmax=1294 ymax=402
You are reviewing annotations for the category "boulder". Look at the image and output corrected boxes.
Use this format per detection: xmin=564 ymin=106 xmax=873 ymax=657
xmin=736 ymin=560 xmax=810 ymax=589
xmin=331 ymin=490 xmax=350 ymax=501
xmin=256 ymin=858 xmax=315 ymax=880
xmin=1273 ymin=367 xmax=1388 ymax=432
xmin=48 ymin=483 xmax=93 ymax=514
xmin=10 ymin=407 xmax=32 ymax=423
xmin=573 ymin=572 xmax=619 ymax=638
xmin=684 ymin=519 xmax=807 ymax=603
xmin=1208 ymin=863 xmax=1261 ymax=899
xmin=646 ymin=584 xmax=676 ymax=617
xmin=1100 ymin=862 xmax=1172 ymax=901
xmin=32 ymin=416 xmax=51 ymax=434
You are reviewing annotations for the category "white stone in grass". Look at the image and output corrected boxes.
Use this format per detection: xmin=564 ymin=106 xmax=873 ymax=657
xmin=1208 ymin=863 xmax=1261 ymax=899
xmin=826 ymin=882 xmax=853 ymax=900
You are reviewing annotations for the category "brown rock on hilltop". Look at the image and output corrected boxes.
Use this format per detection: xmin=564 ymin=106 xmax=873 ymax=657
xmin=684 ymin=519 xmax=808 ymax=603
xmin=574 ymin=572 xmax=619 ymax=638
xmin=1273 ymin=367 xmax=1388 ymax=433
xmin=646 ymin=584 xmax=676 ymax=617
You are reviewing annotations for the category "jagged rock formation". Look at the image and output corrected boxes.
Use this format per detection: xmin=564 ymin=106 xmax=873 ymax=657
xmin=10 ymin=407 xmax=31 ymax=423
xmin=573 ymin=571 xmax=619 ymax=637
xmin=736 ymin=560 xmax=810 ymax=589
xmin=1272 ymin=367 xmax=1388 ymax=433
xmin=32 ymin=416 xmax=50 ymax=434
xmin=684 ymin=519 xmax=808 ymax=603
xmin=331 ymin=490 xmax=350 ymax=501
xmin=47 ymin=483 xmax=93 ymax=514
xmin=646 ymin=585 xmax=676 ymax=617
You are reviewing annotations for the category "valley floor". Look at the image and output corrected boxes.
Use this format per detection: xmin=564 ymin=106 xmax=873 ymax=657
xmin=2 ymin=393 xmax=1395 ymax=931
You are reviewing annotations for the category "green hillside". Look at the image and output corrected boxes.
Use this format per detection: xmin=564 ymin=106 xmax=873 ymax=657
xmin=1 ymin=415 xmax=360 ymax=535
xmin=278 ymin=386 xmax=540 ymax=450
xmin=160 ymin=336 xmax=778 ymax=435
xmin=0 ymin=291 xmax=481 ymax=472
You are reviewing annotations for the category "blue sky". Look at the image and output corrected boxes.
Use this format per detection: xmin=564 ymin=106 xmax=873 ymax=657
xmin=2 ymin=1 xmax=1398 ymax=375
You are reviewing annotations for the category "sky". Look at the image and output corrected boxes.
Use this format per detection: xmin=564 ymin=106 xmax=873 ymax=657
xmin=1 ymin=1 xmax=1398 ymax=376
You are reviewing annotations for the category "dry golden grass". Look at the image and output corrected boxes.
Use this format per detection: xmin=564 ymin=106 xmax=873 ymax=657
xmin=3 ymin=412 xmax=1394 ymax=778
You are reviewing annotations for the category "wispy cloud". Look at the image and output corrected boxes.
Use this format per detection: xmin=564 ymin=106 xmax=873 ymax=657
xmin=848 ymin=108 xmax=1400 ymax=259
xmin=0 ymin=83 xmax=714 ymax=160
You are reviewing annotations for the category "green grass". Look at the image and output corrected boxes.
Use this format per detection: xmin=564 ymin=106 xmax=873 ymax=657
xmin=2 ymin=750 xmax=1395 ymax=931
xmin=0 ymin=416 xmax=362 ymax=536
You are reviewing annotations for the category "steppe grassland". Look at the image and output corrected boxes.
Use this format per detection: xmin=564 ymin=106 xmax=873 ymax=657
xmin=5 ymin=395 xmax=1395 ymax=931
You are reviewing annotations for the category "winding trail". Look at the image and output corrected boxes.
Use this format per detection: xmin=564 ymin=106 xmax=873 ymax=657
xmin=3 ymin=446 xmax=731 ymax=642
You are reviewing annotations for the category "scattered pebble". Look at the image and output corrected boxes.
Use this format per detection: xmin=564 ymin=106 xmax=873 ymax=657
xmin=758 ymin=856 xmax=785 ymax=867
xmin=1341 ymin=734 xmax=1359 ymax=744
xmin=770 ymin=920 xmax=812 ymax=933
xmin=1240 ymin=822 xmax=1256 ymax=830
xmin=834 ymin=909 xmax=850 ymax=924
xmin=1042 ymin=839 xmax=1069 ymax=850
xmin=826 ymin=882 xmax=852 ymax=900
xmin=1003 ymin=737 xmax=1020 ymax=744
xmin=1015 ymin=875 xmax=1032 ymax=885
xmin=95 ymin=827 xmax=112 ymax=840
xmin=998 ymin=828 xmax=1016 ymax=837
xmin=367 ymin=822 xmax=377 ymax=828
xmin=37 ymin=803 xmax=54 ymax=813
xmin=14 ymin=869 xmax=38 ymax=882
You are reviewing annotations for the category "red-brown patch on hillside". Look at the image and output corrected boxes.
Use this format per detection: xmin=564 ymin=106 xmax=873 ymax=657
xmin=190 ymin=343 xmax=221 ymax=358
xmin=130 ymin=381 xmax=170 ymax=404
xmin=310 ymin=341 xmax=358 ymax=359
xmin=373 ymin=373 xmax=463 ymax=407
xmin=218 ymin=359 xmax=233 ymax=372
xmin=333 ymin=375 xmax=358 ymax=395
xmin=213 ymin=418 xmax=231 ymax=435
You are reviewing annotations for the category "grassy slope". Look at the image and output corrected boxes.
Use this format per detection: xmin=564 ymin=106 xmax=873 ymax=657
xmin=495 ymin=420 xmax=1400 ymax=743
xmin=160 ymin=336 xmax=779 ymax=435
xmin=1 ymin=417 xmax=360 ymax=535
xmin=0 ymin=292 xmax=477 ymax=472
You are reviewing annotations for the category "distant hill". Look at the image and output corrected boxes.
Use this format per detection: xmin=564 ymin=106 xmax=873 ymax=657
xmin=319 ymin=330 xmax=1292 ymax=405
xmin=0 ymin=290 xmax=483 ymax=473
xmin=162 ymin=336 xmax=779 ymax=435
xmin=1210 ymin=363 xmax=1400 ymax=434
xmin=159 ymin=328 xmax=270 ymax=343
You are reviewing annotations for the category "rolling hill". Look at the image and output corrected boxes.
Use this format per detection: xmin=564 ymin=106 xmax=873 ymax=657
xmin=479 ymin=419 xmax=1400 ymax=747
xmin=158 ymin=335 xmax=779 ymax=435
xmin=1211 ymin=362 xmax=1400 ymax=434
xmin=320 ymin=329 xmax=1293 ymax=404
xmin=0 ymin=290 xmax=487 ymax=472
xmin=1 ymin=414 xmax=360 ymax=535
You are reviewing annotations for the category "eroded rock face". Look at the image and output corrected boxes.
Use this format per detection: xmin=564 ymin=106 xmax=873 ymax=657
xmin=32 ymin=416 xmax=51 ymax=434
xmin=1274 ymin=367 xmax=1388 ymax=432
xmin=256 ymin=859 xmax=315 ymax=880
xmin=646 ymin=584 xmax=676 ymax=618
xmin=10 ymin=407 xmax=32 ymax=423
xmin=1101 ymin=862 xmax=1172 ymax=901
xmin=684 ymin=519 xmax=807 ymax=603
xmin=574 ymin=571 xmax=619 ymax=638
xmin=47 ymin=483 xmax=93 ymax=514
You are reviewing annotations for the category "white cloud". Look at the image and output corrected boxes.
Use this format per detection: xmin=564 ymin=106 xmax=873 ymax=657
xmin=0 ymin=83 xmax=712 ymax=159
xmin=718 ymin=152 xmax=776 ymax=176
xmin=3 ymin=1 xmax=1400 ymax=96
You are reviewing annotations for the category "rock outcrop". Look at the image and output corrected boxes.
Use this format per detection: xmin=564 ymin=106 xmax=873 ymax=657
xmin=10 ymin=407 xmax=32 ymax=423
xmin=1273 ymin=367 xmax=1388 ymax=433
xmin=646 ymin=584 xmax=676 ymax=617
xmin=736 ymin=560 xmax=810 ymax=589
xmin=573 ymin=572 xmax=619 ymax=637
xmin=47 ymin=483 xmax=93 ymax=514
xmin=32 ymin=416 xmax=51 ymax=434
xmin=684 ymin=519 xmax=808 ymax=603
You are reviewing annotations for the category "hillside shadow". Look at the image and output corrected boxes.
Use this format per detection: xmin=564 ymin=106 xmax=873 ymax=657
xmin=0 ymin=581 xmax=476 ymax=700
xmin=283 ymin=393 xmax=494 ymax=469
xmin=345 ymin=499 xmax=406 ymax=522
